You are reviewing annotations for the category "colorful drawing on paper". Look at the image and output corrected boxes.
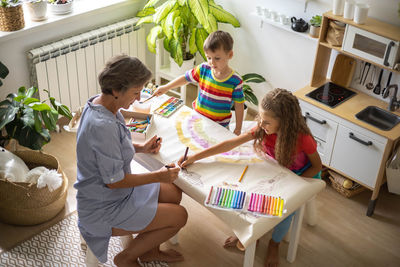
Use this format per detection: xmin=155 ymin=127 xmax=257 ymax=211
xmin=175 ymin=111 xmax=262 ymax=163
xmin=247 ymin=172 xmax=287 ymax=194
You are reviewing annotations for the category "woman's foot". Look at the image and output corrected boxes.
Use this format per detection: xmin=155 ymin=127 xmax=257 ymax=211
xmin=264 ymin=239 xmax=280 ymax=267
xmin=223 ymin=236 xmax=239 ymax=248
xmin=139 ymin=248 xmax=184 ymax=263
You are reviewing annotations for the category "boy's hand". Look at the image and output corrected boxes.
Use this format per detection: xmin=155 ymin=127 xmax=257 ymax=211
xmin=158 ymin=163 xmax=180 ymax=183
xmin=178 ymin=155 xmax=195 ymax=168
xmin=233 ymin=128 xmax=241 ymax=135
xmin=142 ymin=135 xmax=161 ymax=154
xmin=153 ymin=85 xmax=169 ymax=96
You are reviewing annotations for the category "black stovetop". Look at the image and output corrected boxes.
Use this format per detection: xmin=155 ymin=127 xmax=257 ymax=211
xmin=306 ymin=82 xmax=356 ymax=108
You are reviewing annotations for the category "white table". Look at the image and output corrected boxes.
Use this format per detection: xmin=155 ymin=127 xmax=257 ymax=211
xmin=132 ymin=97 xmax=326 ymax=267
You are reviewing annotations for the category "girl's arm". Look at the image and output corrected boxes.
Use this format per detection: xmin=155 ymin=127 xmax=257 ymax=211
xmin=300 ymin=151 xmax=322 ymax=178
xmin=153 ymin=75 xmax=189 ymax=96
xmin=179 ymin=132 xmax=254 ymax=167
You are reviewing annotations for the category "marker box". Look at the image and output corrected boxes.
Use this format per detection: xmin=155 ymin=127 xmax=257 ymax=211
xmin=154 ymin=97 xmax=184 ymax=117
xmin=204 ymin=186 xmax=247 ymax=212
xmin=120 ymin=110 xmax=154 ymax=141
xmin=246 ymin=193 xmax=286 ymax=217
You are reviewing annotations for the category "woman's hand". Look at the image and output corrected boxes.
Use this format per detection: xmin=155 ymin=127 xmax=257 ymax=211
xmin=178 ymin=155 xmax=196 ymax=168
xmin=158 ymin=163 xmax=180 ymax=183
xmin=140 ymin=135 xmax=161 ymax=154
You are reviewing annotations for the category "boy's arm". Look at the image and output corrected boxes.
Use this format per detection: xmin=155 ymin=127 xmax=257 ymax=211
xmin=153 ymin=75 xmax=189 ymax=96
xmin=179 ymin=132 xmax=254 ymax=167
xmin=233 ymin=102 xmax=244 ymax=135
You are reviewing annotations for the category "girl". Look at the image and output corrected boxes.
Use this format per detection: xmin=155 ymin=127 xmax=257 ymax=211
xmin=179 ymin=88 xmax=322 ymax=267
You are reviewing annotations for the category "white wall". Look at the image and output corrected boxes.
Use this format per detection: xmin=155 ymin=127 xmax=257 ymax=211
xmin=1 ymin=0 xmax=399 ymax=106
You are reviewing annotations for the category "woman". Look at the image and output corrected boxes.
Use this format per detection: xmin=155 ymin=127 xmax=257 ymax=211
xmin=74 ymin=55 xmax=187 ymax=267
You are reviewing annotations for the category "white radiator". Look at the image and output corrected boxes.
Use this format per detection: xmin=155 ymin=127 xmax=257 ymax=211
xmin=28 ymin=17 xmax=146 ymax=112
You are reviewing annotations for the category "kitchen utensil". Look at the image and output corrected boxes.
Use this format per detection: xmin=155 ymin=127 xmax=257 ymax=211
xmin=365 ymin=66 xmax=376 ymax=90
xmin=359 ymin=61 xmax=368 ymax=84
xmin=373 ymin=69 xmax=384 ymax=95
xmin=355 ymin=61 xmax=364 ymax=83
xmin=290 ymin=17 xmax=309 ymax=32
xmin=381 ymin=72 xmax=393 ymax=98
xmin=331 ymin=54 xmax=356 ymax=87
xmin=362 ymin=62 xmax=371 ymax=85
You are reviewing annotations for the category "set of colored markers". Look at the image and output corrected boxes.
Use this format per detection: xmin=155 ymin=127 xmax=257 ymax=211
xmin=155 ymin=97 xmax=184 ymax=117
xmin=248 ymin=193 xmax=284 ymax=217
xmin=205 ymin=186 xmax=246 ymax=210
xmin=126 ymin=117 xmax=151 ymax=133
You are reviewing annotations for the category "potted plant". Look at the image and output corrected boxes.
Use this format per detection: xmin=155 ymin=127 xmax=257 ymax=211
xmin=0 ymin=0 xmax=24 ymax=31
xmin=0 ymin=86 xmax=72 ymax=150
xmin=47 ymin=0 xmax=73 ymax=15
xmin=309 ymin=15 xmax=321 ymax=38
xmin=136 ymin=0 xmax=240 ymax=68
xmin=25 ymin=0 xmax=47 ymax=21
xmin=231 ymin=72 xmax=266 ymax=123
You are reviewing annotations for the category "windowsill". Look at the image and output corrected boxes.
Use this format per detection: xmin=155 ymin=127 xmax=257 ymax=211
xmin=0 ymin=0 xmax=137 ymax=43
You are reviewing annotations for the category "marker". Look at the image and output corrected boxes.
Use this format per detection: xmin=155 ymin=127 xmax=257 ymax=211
xmin=263 ymin=195 xmax=268 ymax=214
xmin=229 ymin=189 xmax=234 ymax=207
xmin=240 ymin=192 xmax=246 ymax=209
xmin=206 ymin=186 xmax=213 ymax=205
xmin=231 ymin=190 xmax=238 ymax=208
xmin=222 ymin=189 xmax=229 ymax=207
xmin=238 ymin=165 xmax=248 ymax=182
xmin=273 ymin=197 xmax=278 ymax=216
xmin=261 ymin=195 xmax=266 ymax=213
xmin=215 ymin=188 xmax=222 ymax=205
xmin=279 ymin=198 xmax=284 ymax=217
xmin=235 ymin=191 xmax=242 ymax=209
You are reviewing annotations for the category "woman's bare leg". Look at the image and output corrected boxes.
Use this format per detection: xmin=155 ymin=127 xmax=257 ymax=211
xmin=158 ymin=183 xmax=182 ymax=204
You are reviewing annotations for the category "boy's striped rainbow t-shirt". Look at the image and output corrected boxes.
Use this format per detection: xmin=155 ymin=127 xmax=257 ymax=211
xmin=185 ymin=63 xmax=244 ymax=127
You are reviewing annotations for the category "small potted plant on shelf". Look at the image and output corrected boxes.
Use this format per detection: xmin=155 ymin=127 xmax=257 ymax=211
xmin=25 ymin=0 xmax=47 ymax=21
xmin=47 ymin=0 xmax=73 ymax=15
xmin=309 ymin=15 xmax=321 ymax=38
xmin=136 ymin=0 xmax=240 ymax=72
xmin=0 ymin=0 xmax=24 ymax=31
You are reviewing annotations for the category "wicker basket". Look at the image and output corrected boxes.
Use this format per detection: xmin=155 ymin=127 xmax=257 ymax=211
xmin=0 ymin=150 xmax=68 ymax=225
xmin=0 ymin=4 xmax=25 ymax=32
xmin=328 ymin=170 xmax=365 ymax=198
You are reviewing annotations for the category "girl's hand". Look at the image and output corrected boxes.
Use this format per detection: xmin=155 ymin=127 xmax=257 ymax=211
xmin=153 ymin=85 xmax=169 ymax=96
xmin=142 ymin=136 xmax=161 ymax=154
xmin=178 ymin=155 xmax=195 ymax=168
xmin=158 ymin=163 xmax=180 ymax=183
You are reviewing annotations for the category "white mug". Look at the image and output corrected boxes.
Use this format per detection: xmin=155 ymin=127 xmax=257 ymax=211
xmin=270 ymin=11 xmax=278 ymax=22
xmin=354 ymin=3 xmax=369 ymax=24
xmin=263 ymin=8 xmax=271 ymax=19
xmin=343 ymin=0 xmax=355 ymax=20
xmin=333 ymin=0 xmax=345 ymax=15
xmin=279 ymin=14 xmax=288 ymax=25
xmin=256 ymin=6 xmax=263 ymax=16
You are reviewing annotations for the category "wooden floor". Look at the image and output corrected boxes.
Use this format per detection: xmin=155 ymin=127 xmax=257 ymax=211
xmin=1 ymin=90 xmax=399 ymax=266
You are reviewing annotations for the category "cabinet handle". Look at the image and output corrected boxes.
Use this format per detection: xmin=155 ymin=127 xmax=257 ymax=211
xmin=305 ymin=112 xmax=326 ymax=125
xmin=349 ymin=132 xmax=373 ymax=146
xmin=383 ymin=41 xmax=395 ymax=66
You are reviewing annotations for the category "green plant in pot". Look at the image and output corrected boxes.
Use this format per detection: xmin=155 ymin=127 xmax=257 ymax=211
xmin=309 ymin=15 xmax=321 ymax=38
xmin=136 ymin=0 xmax=240 ymax=66
xmin=241 ymin=73 xmax=265 ymax=106
xmin=0 ymin=86 xmax=72 ymax=150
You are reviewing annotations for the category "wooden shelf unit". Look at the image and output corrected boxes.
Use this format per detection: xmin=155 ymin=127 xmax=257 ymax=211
xmin=310 ymin=11 xmax=400 ymax=87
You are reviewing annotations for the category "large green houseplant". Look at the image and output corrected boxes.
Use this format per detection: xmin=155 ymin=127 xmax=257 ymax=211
xmin=241 ymin=73 xmax=266 ymax=106
xmin=136 ymin=0 xmax=240 ymax=66
xmin=0 ymin=86 xmax=72 ymax=150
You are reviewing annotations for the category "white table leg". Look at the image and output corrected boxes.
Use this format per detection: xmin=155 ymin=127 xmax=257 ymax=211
xmin=243 ymin=241 xmax=257 ymax=267
xmin=287 ymin=204 xmax=305 ymax=263
xmin=305 ymin=196 xmax=317 ymax=226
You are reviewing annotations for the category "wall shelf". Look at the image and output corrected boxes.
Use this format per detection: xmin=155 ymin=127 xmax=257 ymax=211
xmin=252 ymin=12 xmax=318 ymax=42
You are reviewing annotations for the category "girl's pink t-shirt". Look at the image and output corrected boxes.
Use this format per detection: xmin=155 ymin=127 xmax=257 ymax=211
xmin=251 ymin=128 xmax=317 ymax=171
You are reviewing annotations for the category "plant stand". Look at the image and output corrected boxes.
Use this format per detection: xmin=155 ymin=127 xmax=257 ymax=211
xmin=155 ymin=40 xmax=197 ymax=105
xmin=0 ymin=150 xmax=68 ymax=225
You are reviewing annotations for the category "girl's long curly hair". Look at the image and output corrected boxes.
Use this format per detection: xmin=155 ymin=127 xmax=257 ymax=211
xmin=253 ymin=88 xmax=312 ymax=167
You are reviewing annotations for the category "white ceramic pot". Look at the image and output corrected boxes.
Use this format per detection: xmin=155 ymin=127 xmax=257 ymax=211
xmin=26 ymin=1 xmax=47 ymax=21
xmin=48 ymin=0 xmax=73 ymax=15
xmin=169 ymin=57 xmax=195 ymax=76
xmin=309 ymin=25 xmax=320 ymax=38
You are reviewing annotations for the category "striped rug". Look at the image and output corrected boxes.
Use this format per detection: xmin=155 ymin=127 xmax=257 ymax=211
xmin=0 ymin=213 xmax=168 ymax=267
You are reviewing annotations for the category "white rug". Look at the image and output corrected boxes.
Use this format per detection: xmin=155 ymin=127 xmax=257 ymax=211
xmin=0 ymin=213 xmax=168 ymax=267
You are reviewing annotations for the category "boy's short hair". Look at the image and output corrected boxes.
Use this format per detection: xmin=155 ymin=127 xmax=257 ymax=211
xmin=203 ymin=30 xmax=233 ymax=53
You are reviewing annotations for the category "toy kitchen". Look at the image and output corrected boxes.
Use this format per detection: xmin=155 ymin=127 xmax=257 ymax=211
xmin=294 ymin=11 xmax=400 ymax=216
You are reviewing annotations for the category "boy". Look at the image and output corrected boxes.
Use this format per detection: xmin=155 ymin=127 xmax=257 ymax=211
xmin=154 ymin=30 xmax=245 ymax=135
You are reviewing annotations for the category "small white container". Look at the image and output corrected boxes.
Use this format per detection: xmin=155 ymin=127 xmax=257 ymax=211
xmin=256 ymin=6 xmax=263 ymax=16
xmin=333 ymin=0 xmax=345 ymax=15
xmin=263 ymin=8 xmax=271 ymax=19
xmin=120 ymin=110 xmax=154 ymax=142
xmin=48 ymin=0 xmax=73 ymax=15
xmin=343 ymin=0 xmax=355 ymax=20
xmin=354 ymin=3 xmax=369 ymax=24
xmin=132 ymin=100 xmax=151 ymax=114
xmin=26 ymin=1 xmax=47 ymax=21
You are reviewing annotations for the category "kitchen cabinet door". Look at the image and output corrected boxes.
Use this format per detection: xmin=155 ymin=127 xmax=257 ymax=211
xmin=300 ymin=104 xmax=338 ymax=165
xmin=330 ymin=125 xmax=387 ymax=188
